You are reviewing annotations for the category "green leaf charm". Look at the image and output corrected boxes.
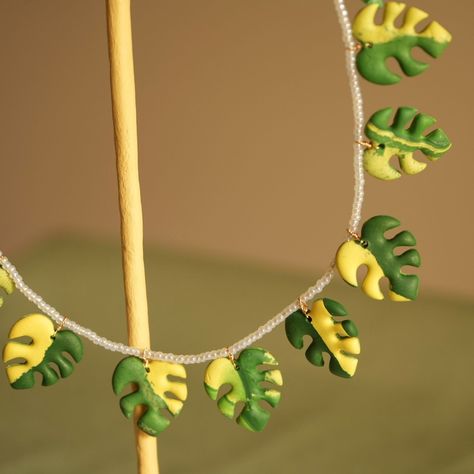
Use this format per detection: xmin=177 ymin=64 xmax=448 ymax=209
xmin=0 ymin=267 xmax=14 ymax=308
xmin=285 ymin=298 xmax=360 ymax=378
xmin=3 ymin=313 xmax=84 ymax=389
xmin=204 ymin=348 xmax=283 ymax=432
xmin=353 ymin=2 xmax=452 ymax=85
xmin=364 ymin=107 xmax=452 ymax=180
xmin=112 ymin=356 xmax=188 ymax=436
xmin=336 ymin=216 xmax=421 ymax=301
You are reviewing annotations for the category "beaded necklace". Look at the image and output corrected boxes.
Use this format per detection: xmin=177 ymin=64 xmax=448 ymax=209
xmin=0 ymin=0 xmax=452 ymax=435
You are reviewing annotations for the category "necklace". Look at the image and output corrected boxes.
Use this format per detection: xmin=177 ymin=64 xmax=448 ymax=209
xmin=0 ymin=0 xmax=452 ymax=435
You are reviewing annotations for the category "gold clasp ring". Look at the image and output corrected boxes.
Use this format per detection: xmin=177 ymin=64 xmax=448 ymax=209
xmin=226 ymin=348 xmax=239 ymax=370
xmin=142 ymin=348 xmax=150 ymax=372
xmin=297 ymin=297 xmax=312 ymax=323
xmin=52 ymin=316 xmax=68 ymax=339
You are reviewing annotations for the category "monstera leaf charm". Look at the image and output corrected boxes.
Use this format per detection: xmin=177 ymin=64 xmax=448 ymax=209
xmin=0 ymin=267 xmax=14 ymax=308
xmin=204 ymin=348 xmax=283 ymax=432
xmin=364 ymin=107 xmax=452 ymax=180
xmin=336 ymin=216 xmax=421 ymax=301
xmin=286 ymin=298 xmax=360 ymax=378
xmin=112 ymin=356 xmax=187 ymax=436
xmin=353 ymin=2 xmax=452 ymax=85
xmin=3 ymin=313 xmax=84 ymax=389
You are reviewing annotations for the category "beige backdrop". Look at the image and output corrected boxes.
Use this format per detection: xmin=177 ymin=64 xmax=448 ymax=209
xmin=1 ymin=0 xmax=472 ymax=297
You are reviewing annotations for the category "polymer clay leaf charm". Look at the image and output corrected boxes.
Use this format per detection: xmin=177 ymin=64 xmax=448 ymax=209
xmin=285 ymin=298 xmax=360 ymax=378
xmin=0 ymin=267 xmax=14 ymax=307
xmin=112 ymin=356 xmax=187 ymax=436
xmin=204 ymin=347 xmax=282 ymax=432
xmin=336 ymin=216 xmax=421 ymax=301
xmin=353 ymin=2 xmax=452 ymax=85
xmin=3 ymin=313 xmax=84 ymax=389
xmin=364 ymin=107 xmax=452 ymax=180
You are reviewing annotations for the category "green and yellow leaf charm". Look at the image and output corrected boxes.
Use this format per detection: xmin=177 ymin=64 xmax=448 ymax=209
xmin=0 ymin=267 xmax=14 ymax=307
xmin=336 ymin=216 xmax=421 ymax=301
xmin=112 ymin=356 xmax=187 ymax=436
xmin=285 ymin=298 xmax=360 ymax=378
xmin=3 ymin=313 xmax=84 ymax=389
xmin=353 ymin=2 xmax=452 ymax=85
xmin=364 ymin=107 xmax=452 ymax=180
xmin=204 ymin=348 xmax=283 ymax=432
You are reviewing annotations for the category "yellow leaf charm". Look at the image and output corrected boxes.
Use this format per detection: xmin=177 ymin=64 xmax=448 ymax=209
xmin=353 ymin=2 xmax=452 ymax=84
xmin=286 ymin=298 xmax=360 ymax=378
xmin=3 ymin=314 xmax=84 ymax=389
xmin=364 ymin=107 xmax=452 ymax=180
xmin=336 ymin=216 xmax=421 ymax=301
xmin=204 ymin=348 xmax=283 ymax=432
xmin=113 ymin=356 xmax=188 ymax=436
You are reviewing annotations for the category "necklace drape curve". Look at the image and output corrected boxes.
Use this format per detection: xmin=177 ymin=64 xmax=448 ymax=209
xmin=0 ymin=0 xmax=365 ymax=365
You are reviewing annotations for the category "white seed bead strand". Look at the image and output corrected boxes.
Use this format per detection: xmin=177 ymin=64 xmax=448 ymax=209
xmin=300 ymin=0 xmax=365 ymax=304
xmin=333 ymin=0 xmax=366 ymax=234
xmin=1 ymin=256 xmax=327 ymax=363
xmin=0 ymin=0 xmax=365 ymax=364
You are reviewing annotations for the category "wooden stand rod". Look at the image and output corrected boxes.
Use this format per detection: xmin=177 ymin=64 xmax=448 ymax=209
xmin=106 ymin=1 xmax=159 ymax=473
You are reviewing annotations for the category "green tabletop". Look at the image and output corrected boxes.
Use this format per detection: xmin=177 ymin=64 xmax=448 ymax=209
xmin=0 ymin=237 xmax=472 ymax=473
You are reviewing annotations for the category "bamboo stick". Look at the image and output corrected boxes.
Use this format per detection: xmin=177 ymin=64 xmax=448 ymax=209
xmin=105 ymin=1 xmax=159 ymax=473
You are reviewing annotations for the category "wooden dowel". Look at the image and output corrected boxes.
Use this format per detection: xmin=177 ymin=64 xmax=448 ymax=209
xmin=105 ymin=1 xmax=159 ymax=473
